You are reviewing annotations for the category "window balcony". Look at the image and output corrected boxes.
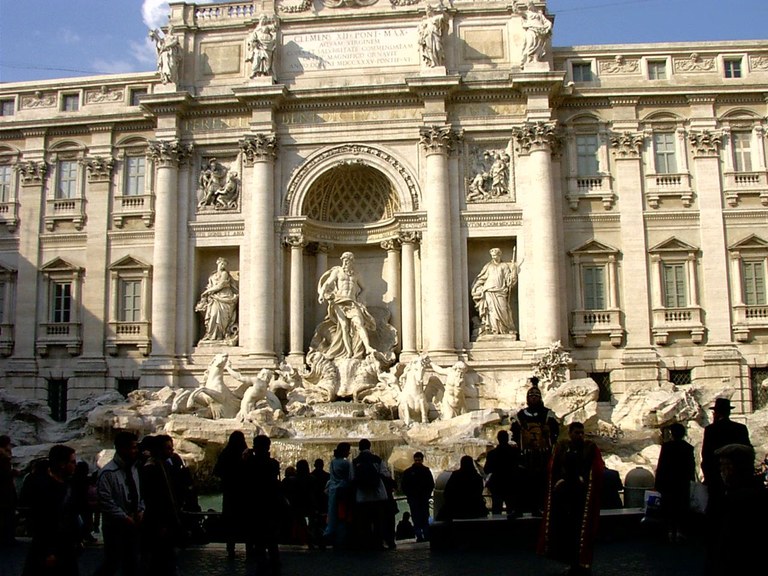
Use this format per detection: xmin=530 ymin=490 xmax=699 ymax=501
xmin=645 ymin=172 xmax=693 ymax=208
xmin=36 ymin=322 xmax=81 ymax=356
xmin=106 ymin=320 xmax=151 ymax=355
xmin=0 ymin=200 xmax=19 ymax=233
xmin=732 ymin=304 xmax=768 ymax=342
xmin=0 ymin=322 xmax=13 ymax=356
xmin=565 ymin=175 xmax=616 ymax=210
xmin=112 ymin=193 xmax=155 ymax=228
xmin=723 ymin=170 xmax=768 ymax=207
xmin=651 ymin=306 xmax=705 ymax=345
xmin=45 ymin=197 xmax=85 ymax=231
xmin=571 ymin=308 xmax=624 ymax=347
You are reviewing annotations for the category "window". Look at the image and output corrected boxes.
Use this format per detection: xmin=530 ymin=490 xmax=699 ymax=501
xmin=0 ymin=99 xmax=14 ymax=116
xmin=52 ymin=281 xmax=72 ymax=323
xmin=56 ymin=160 xmax=78 ymax=199
xmin=575 ymin=134 xmax=600 ymax=176
xmin=48 ymin=379 xmax=68 ymax=422
xmin=663 ymin=263 xmax=687 ymax=308
xmin=119 ymin=279 xmax=142 ymax=322
xmin=589 ymin=372 xmax=612 ymax=402
xmin=0 ymin=164 xmax=11 ymax=202
xmin=583 ymin=266 xmax=606 ymax=310
xmin=668 ymin=370 xmax=692 ymax=386
xmin=750 ymin=367 xmax=768 ymax=411
xmin=724 ymin=58 xmax=742 ymax=78
xmin=117 ymin=378 xmax=140 ymax=398
xmin=572 ymin=62 xmax=592 ymax=82
xmin=653 ymin=132 xmax=678 ymax=174
xmin=742 ymin=261 xmax=766 ymax=306
xmin=62 ymin=94 xmax=79 ymax=112
xmin=130 ymin=88 xmax=148 ymax=107
xmin=648 ymin=60 xmax=667 ymax=80
xmin=124 ymin=156 xmax=145 ymax=196
xmin=731 ymin=132 xmax=753 ymax=172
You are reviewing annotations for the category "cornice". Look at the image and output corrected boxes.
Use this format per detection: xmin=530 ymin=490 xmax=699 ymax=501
xmin=562 ymin=213 xmax=621 ymax=224
xmin=40 ymin=232 xmax=88 ymax=246
xmin=723 ymin=209 xmax=768 ymax=222
xmin=107 ymin=230 xmax=155 ymax=242
xmin=0 ymin=237 xmax=19 ymax=251
xmin=559 ymin=98 xmax=612 ymax=108
xmin=644 ymin=211 xmax=701 ymax=223
xmin=183 ymin=106 xmax=251 ymax=118
xmin=189 ymin=221 xmax=245 ymax=238
xmin=461 ymin=211 xmax=523 ymax=228
xmin=279 ymin=95 xmax=421 ymax=112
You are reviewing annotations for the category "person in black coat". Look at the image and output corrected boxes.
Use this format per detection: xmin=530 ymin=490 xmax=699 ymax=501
xmin=213 ymin=430 xmax=248 ymax=558
xmin=701 ymin=398 xmax=751 ymax=512
xmin=483 ymin=430 xmax=522 ymax=516
xmin=401 ymin=451 xmax=435 ymax=542
xmin=655 ymin=423 xmax=695 ymax=542
xmin=439 ymin=455 xmax=488 ymax=520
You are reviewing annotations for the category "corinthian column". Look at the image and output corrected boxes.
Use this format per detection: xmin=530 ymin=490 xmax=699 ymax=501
xmin=419 ymin=126 xmax=460 ymax=355
xmin=147 ymin=139 xmax=192 ymax=360
xmin=514 ymin=122 xmax=562 ymax=347
xmin=285 ymin=235 xmax=306 ymax=362
xmin=240 ymin=134 xmax=278 ymax=361
xmin=399 ymin=232 xmax=420 ymax=356
xmin=381 ymin=239 xmax=402 ymax=349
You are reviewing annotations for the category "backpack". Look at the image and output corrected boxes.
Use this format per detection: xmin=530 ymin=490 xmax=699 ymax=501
xmin=354 ymin=455 xmax=381 ymax=490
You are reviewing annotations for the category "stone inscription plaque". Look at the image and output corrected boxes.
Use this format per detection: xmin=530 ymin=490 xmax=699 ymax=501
xmin=281 ymin=27 xmax=418 ymax=72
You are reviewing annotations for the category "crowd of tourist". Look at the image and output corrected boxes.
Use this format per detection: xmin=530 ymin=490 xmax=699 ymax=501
xmin=1 ymin=384 xmax=767 ymax=576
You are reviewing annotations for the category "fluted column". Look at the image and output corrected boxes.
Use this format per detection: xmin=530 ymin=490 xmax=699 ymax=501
xmin=514 ymin=122 xmax=562 ymax=346
xmin=285 ymin=235 xmax=306 ymax=361
xmin=420 ymin=126 xmax=459 ymax=355
xmin=315 ymin=243 xmax=331 ymax=328
xmin=381 ymin=239 xmax=402 ymax=350
xmin=240 ymin=134 xmax=278 ymax=360
xmin=147 ymin=139 xmax=192 ymax=359
xmin=399 ymin=232 xmax=420 ymax=355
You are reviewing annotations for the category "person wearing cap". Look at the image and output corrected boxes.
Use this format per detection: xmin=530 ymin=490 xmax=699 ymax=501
xmin=700 ymin=397 xmax=751 ymax=512
xmin=511 ymin=377 xmax=560 ymax=514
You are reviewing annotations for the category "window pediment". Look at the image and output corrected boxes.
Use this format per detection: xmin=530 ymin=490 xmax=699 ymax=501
xmin=649 ymin=237 xmax=698 ymax=254
xmin=41 ymin=257 xmax=82 ymax=275
xmin=729 ymin=234 xmax=768 ymax=252
xmin=109 ymin=255 xmax=150 ymax=271
xmin=569 ymin=239 xmax=619 ymax=257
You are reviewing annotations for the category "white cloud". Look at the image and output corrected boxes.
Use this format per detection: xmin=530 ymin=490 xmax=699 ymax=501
xmin=91 ymin=58 xmax=139 ymax=75
xmin=59 ymin=28 xmax=81 ymax=44
xmin=130 ymin=38 xmax=157 ymax=67
xmin=141 ymin=0 xmax=216 ymax=29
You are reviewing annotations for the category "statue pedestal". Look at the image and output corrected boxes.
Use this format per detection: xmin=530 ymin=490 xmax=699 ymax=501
xmin=249 ymin=75 xmax=275 ymax=86
xmin=466 ymin=335 xmax=525 ymax=362
xmin=520 ymin=60 xmax=550 ymax=72
xmin=420 ymin=65 xmax=447 ymax=76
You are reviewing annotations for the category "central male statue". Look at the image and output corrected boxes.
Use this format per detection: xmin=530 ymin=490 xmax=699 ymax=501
xmin=471 ymin=247 xmax=520 ymax=336
xmin=317 ymin=252 xmax=377 ymax=359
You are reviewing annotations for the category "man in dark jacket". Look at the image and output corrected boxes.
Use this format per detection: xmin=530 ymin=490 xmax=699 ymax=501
xmin=401 ymin=452 xmax=435 ymax=542
xmin=701 ymin=397 xmax=751 ymax=511
xmin=483 ymin=430 xmax=522 ymax=516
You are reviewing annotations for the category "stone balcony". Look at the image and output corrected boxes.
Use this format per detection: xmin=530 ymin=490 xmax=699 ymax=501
xmin=0 ymin=323 xmax=13 ymax=356
xmin=565 ymin=175 xmax=616 ymax=210
xmin=645 ymin=172 xmax=693 ymax=209
xmin=0 ymin=200 xmax=19 ymax=232
xmin=732 ymin=304 xmax=768 ymax=342
xmin=106 ymin=321 xmax=151 ymax=356
xmin=36 ymin=322 xmax=81 ymax=356
xmin=45 ymin=197 xmax=85 ymax=231
xmin=570 ymin=308 xmax=624 ymax=347
xmin=652 ymin=306 xmax=705 ymax=345
xmin=723 ymin=170 xmax=768 ymax=207
xmin=112 ymin=193 xmax=155 ymax=228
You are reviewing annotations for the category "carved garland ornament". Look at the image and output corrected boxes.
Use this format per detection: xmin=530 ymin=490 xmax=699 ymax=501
xmin=15 ymin=161 xmax=48 ymax=184
xmin=598 ymin=55 xmax=639 ymax=75
xmin=513 ymin=122 xmax=558 ymax=154
xmin=749 ymin=55 xmax=768 ymax=71
xmin=284 ymin=144 xmax=419 ymax=213
xmin=673 ymin=53 xmax=715 ymax=73
xmin=277 ymin=0 xmax=312 ymax=13
xmin=147 ymin=140 xmax=193 ymax=166
xmin=239 ymin=134 xmax=277 ymax=164
xmin=610 ymin=132 xmax=644 ymax=158
xmin=82 ymin=156 xmax=115 ymax=182
xmin=688 ymin=130 xmax=723 ymax=156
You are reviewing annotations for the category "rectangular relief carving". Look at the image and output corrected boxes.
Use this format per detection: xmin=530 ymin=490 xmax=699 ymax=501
xmin=200 ymin=43 xmax=243 ymax=76
xmin=460 ymin=28 xmax=506 ymax=62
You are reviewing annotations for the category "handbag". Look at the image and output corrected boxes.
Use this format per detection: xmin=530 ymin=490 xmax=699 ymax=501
xmin=689 ymin=480 xmax=708 ymax=514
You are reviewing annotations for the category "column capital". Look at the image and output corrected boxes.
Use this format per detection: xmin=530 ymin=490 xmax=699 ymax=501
xmin=282 ymin=234 xmax=306 ymax=249
xmin=513 ymin=121 xmax=559 ymax=155
xmin=399 ymin=231 xmax=422 ymax=244
xmin=419 ymin=125 xmax=463 ymax=155
xmin=15 ymin=160 xmax=47 ymax=185
xmin=148 ymin=139 xmax=193 ymax=167
xmin=380 ymin=238 xmax=402 ymax=252
xmin=610 ymin=131 xmax=644 ymax=158
xmin=82 ymin=156 xmax=115 ymax=183
xmin=688 ymin=129 xmax=723 ymax=157
xmin=240 ymin=133 xmax=278 ymax=165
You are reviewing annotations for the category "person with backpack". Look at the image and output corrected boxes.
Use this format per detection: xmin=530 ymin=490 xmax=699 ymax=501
xmin=351 ymin=438 xmax=393 ymax=550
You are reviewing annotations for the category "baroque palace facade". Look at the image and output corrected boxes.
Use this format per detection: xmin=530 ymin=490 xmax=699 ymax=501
xmin=1 ymin=0 xmax=767 ymax=419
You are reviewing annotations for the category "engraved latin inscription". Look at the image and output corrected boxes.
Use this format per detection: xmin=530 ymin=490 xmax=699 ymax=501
xmin=282 ymin=28 xmax=418 ymax=72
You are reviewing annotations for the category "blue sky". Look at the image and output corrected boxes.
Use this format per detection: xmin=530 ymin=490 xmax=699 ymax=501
xmin=1 ymin=0 xmax=766 ymax=83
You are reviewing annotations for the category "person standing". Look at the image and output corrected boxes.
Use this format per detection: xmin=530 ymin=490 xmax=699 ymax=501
xmin=438 ymin=455 xmax=488 ymax=521
xmin=701 ymin=397 xmax=751 ymax=512
xmin=323 ymin=442 xmax=352 ymax=548
xmin=310 ymin=457 xmax=330 ymax=539
xmin=22 ymin=444 xmax=81 ymax=576
xmin=351 ymin=438 xmax=392 ymax=550
xmin=95 ymin=431 xmax=143 ymax=575
xmin=538 ymin=422 xmax=604 ymax=576
xmin=483 ymin=430 xmax=522 ymax=517
xmin=511 ymin=380 xmax=560 ymax=514
xmin=213 ymin=430 xmax=248 ymax=559
xmin=401 ymin=452 xmax=435 ymax=542
xmin=654 ymin=423 xmax=695 ymax=542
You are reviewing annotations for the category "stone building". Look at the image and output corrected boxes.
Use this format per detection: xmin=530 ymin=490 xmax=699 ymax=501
xmin=0 ymin=0 xmax=767 ymax=420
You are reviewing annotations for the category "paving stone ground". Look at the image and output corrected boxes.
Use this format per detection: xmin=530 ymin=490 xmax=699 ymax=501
xmin=0 ymin=534 xmax=705 ymax=576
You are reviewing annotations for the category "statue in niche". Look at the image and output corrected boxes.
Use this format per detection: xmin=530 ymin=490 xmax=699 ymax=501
xmin=197 ymin=159 xmax=239 ymax=210
xmin=489 ymin=153 xmax=510 ymax=198
xmin=417 ymin=5 xmax=447 ymax=68
xmin=246 ymin=14 xmax=278 ymax=77
xmin=466 ymin=150 xmax=511 ymax=202
xmin=196 ymin=257 xmax=239 ymax=345
xmin=431 ymin=361 xmax=469 ymax=420
xmin=518 ymin=1 xmax=552 ymax=68
xmin=315 ymin=251 xmax=377 ymax=359
xmin=471 ymin=248 xmax=521 ymax=337
xmin=148 ymin=26 xmax=182 ymax=85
